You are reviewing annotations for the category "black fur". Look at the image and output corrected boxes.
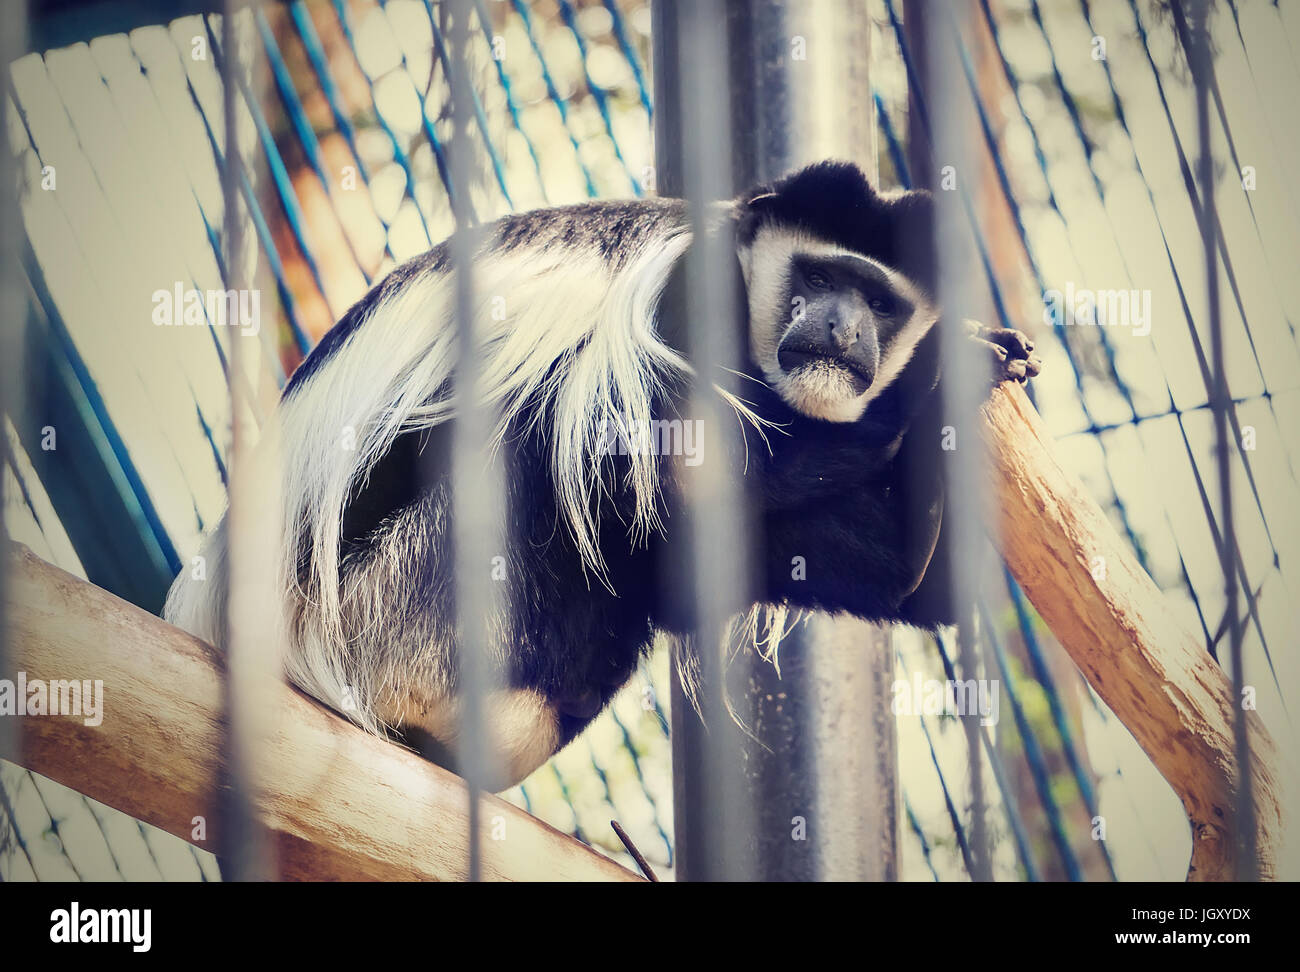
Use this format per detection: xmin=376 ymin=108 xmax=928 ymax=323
xmin=739 ymin=161 xmax=937 ymax=292
xmin=287 ymin=161 xmax=1033 ymax=759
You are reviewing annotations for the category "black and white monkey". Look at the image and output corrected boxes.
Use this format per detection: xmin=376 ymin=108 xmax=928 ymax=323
xmin=165 ymin=161 xmax=1040 ymax=788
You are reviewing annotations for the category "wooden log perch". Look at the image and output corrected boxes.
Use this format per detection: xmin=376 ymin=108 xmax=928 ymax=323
xmin=982 ymin=382 xmax=1283 ymax=881
xmin=3 ymin=545 xmax=639 ymax=882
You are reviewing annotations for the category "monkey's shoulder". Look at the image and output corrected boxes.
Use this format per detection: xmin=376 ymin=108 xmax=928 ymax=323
xmin=492 ymin=196 xmax=688 ymax=265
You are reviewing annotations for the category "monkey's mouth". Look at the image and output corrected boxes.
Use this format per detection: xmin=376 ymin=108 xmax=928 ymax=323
xmin=777 ymin=344 xmax=874 ymax=392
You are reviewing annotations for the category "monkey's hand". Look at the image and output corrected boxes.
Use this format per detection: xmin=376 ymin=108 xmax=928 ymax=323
xmin=965 ymin=321 xmax=1042 ymax=384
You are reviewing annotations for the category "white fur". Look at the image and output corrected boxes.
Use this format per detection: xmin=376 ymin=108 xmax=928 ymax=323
xmin=376 ymin=685 xmax=561 ymax=791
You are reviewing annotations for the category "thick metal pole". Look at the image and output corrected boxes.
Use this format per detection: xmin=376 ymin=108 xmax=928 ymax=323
xmin=655 ymin=0 xmax=897 ymax=881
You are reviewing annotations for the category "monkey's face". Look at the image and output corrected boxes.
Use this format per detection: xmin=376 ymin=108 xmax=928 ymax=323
xmin=742 ymin=227 xmax=938 ymax=423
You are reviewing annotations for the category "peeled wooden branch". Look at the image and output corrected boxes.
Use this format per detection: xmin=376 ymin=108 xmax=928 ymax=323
xmin=3 ymin=545 xmax=638 ymax=882
xmin=982 ymin=383 xmax=1283 ymax=881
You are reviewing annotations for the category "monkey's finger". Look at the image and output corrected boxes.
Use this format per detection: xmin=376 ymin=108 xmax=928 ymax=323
xmin=982 ymin=327 xmax=1035 ymax=359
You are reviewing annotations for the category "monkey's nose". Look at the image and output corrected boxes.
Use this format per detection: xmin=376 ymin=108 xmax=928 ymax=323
xmin=829 ymin=317 xmax=858 ymax=351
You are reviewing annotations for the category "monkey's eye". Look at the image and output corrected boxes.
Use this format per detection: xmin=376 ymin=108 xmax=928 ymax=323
xmin=868 ymin=295 xmax=897 ymax=316
xmin=804 ymin=268 xmax=833 ymax=290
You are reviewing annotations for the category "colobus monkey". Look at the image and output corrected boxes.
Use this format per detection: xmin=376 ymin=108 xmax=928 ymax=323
xmin=166 ymin=161 xmax=1040 ymax=788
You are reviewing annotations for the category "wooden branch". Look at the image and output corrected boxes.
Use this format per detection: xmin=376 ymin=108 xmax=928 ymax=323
xmin=982 ymin=383 xmax=1283 ymax=880
xmin=3 ymin=545 xmax=639 ymax=882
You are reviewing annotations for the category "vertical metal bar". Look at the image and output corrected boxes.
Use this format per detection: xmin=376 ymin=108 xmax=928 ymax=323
xmin=0 ymin=0 xmax=27 ymax=783
xmin=901 ymin=1 xmax=932 ymax=192
xmin=780 ymin=1 xmax=898 ymax=882
xmin=656 ymin=0 xmax=897 ymax=881
xmin=219 ymin=0 xmax=278 ymax=882
xmin=654 ymin=0 xmax=754 ymax=882
xmin=445 ymin=0 xmax=504 ymax=882
xmin=923 ymin=4 xmax=993 ymax=882
xmin=1189 ymin=0 xmax=1255 ymax=881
